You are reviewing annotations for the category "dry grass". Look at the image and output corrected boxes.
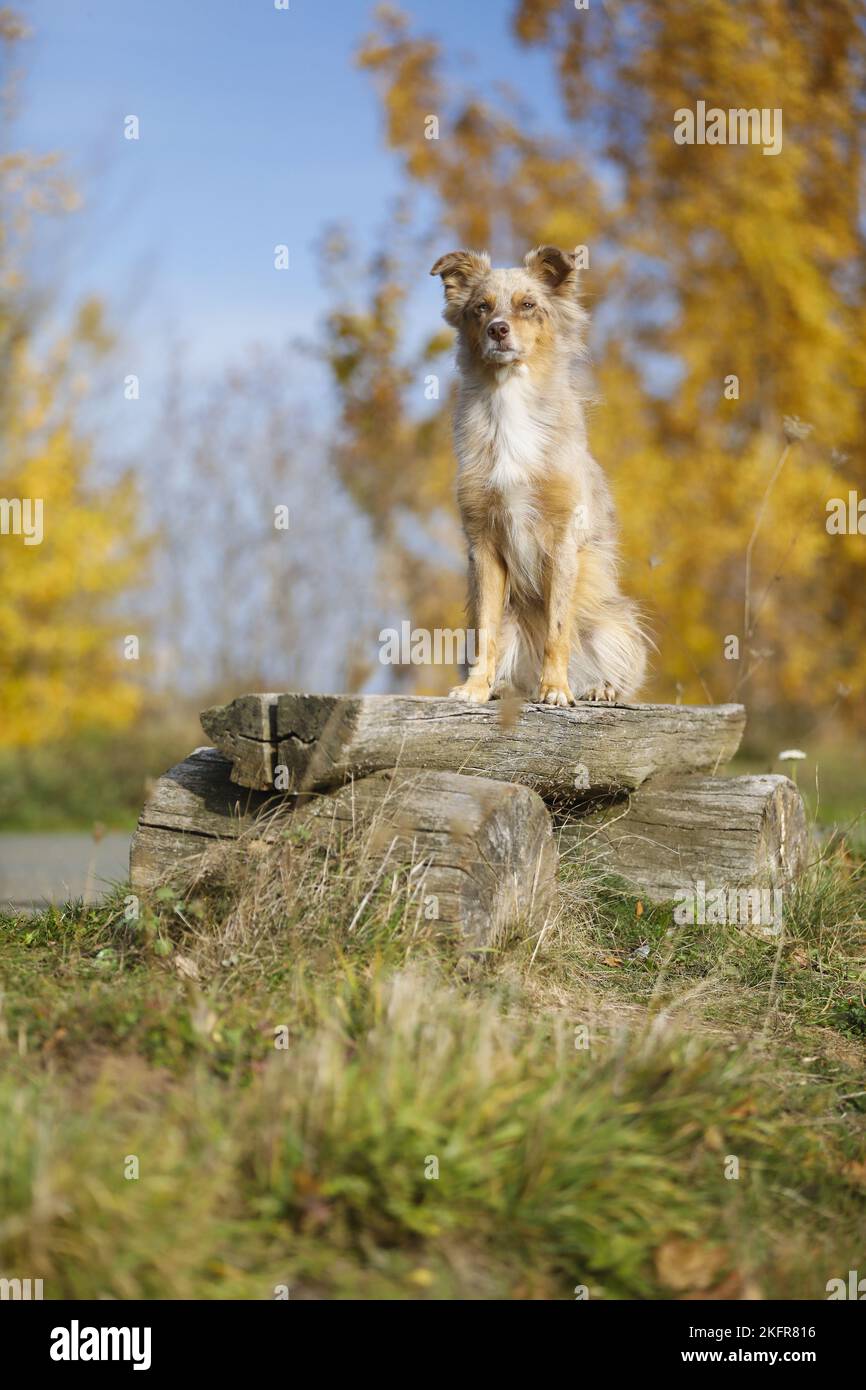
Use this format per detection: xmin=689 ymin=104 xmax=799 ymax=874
xmin=0 ymin=806 xmax=864 ymax=1300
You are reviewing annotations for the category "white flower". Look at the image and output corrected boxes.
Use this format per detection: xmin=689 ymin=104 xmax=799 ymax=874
xmin=782 ymin=415 xmax=813 ymax=443
xmin=777 ymin=748 xmax=806 ymax=761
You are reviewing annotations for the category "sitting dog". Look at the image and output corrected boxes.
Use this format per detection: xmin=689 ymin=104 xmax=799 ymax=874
xmin=430 ymin=244 xmax=647 ymax=706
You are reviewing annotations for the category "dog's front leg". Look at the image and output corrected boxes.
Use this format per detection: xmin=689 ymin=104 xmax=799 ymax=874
xmin=539 ymin=543 xmax=580 ymax=707
xmin=449 ymin=541 xmax=506 ymax=704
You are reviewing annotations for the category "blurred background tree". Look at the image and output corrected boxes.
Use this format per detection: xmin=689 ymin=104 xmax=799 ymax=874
xmin=0 ymin=9 xmax=149 ymax=750
xmin=324 ymin=1 xmax=866 ymax=729
xmin=0 ymin=5 xmax=370 ymax=825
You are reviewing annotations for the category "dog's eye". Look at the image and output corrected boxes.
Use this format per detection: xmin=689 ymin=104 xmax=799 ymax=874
xmin=521 ymin=299 xmax=536 ymax=311
xmin=476 ymin=302 xmax=492 ymax=315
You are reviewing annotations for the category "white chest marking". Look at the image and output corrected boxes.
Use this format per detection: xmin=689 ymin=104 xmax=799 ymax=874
xmin=486 ymin=369 xmax=545 ymax=491
xmin=484 ymin=373 xmax=547 ymax=595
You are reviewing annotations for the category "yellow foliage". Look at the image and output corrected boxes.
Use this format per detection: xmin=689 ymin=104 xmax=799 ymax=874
xmin=326 ymin=2 xmax=866 ymax=727
xmin=0 ymin=330 xmax=148 ymax=747
xmin=0 ymin=20 xmax=149 ymax=748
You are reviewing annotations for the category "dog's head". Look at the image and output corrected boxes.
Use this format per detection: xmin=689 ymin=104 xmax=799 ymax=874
xmin=430 ymin=246 xmax=586 ymax=371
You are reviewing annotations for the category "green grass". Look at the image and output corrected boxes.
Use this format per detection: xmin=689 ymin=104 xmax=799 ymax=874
xmin=731 ymin=738 xmax=866 ymax=851
xmin=0 ymin=716 xmax=204 ymax=831
xmin=1 ymin=824 xmax=864 ymax=1300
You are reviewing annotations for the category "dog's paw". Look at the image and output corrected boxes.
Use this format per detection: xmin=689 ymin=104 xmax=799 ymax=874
xmin=580 ymin=681 xmax=618 ymax=703
xmin=449 ymin=677 xmax=492 ymax=704
xmin=539 ymin=680 xmax=575 ymax=708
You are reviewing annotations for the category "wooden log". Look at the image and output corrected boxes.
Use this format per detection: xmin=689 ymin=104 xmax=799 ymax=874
xmin=557 ymin=774 xmax=809 ymax=904
xmin=129 ymin=750 xmax=557 ymax=949
xmin=293 ymin=767 xmax=557 ymax=948
xmin=194 ymin=694 xmax=281 ymax=792
xmin=200 ymin=692 xmax=747 ymax=801
xmin=129 ymin=747 xmax=278 ymax=894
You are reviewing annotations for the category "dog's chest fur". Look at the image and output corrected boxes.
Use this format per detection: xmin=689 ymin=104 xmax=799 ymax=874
xmin=458 ymin=370 xmax=550 ymax=597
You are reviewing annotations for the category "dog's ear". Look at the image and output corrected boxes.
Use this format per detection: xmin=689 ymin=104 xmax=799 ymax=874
xmin=430 ymin=249 xmax=491 ymax=307
xmin=524 ymin=245 xmax=578 ymax=293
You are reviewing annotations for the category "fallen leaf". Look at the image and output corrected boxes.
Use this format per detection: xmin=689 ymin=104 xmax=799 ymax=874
xmin=682 ymin=1269 xmax=744 ymax=1300
xmin=842 ymin=1159 xmax=866 ymax=1189
xmin=293 ymin=1169 xmax=320 ymax=1196
xmin=729 ymin=1097 xmax=757 ymax=1119
xmin=654 ymin=1239 xmax=729 ymax=1292
xmin=174 ymin=953 xmax=200 ymax=983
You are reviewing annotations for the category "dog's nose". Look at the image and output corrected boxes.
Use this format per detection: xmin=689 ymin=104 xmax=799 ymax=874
xmin=487 ymin=319 xmax=510 ymax=342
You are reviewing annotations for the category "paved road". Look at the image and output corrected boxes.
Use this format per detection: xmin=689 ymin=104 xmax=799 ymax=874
xmin=0 ymin=832 xmax=132 ymax=912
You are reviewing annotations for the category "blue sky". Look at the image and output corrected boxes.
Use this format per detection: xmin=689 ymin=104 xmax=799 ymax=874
xmin=12 ymin=0 xmax=567 ymax=423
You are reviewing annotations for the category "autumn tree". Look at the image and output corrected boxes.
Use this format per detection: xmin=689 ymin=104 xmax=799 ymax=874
xmin=0 ymin=11 xmax=149 ymax=747
xmin=324 ymin=1 xmax=866 ymax=727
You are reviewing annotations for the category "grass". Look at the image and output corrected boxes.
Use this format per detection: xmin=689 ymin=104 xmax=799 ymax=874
xmin=1 ymin=808 xmax=865 ymax=1300
xmin=0 ymin=715 xmax=205 ymax=831
xmin=731 ymin=736 xmax=866 ymax=852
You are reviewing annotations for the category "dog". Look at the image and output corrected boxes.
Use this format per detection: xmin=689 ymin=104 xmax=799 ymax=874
xmin=430 ymin=244 xmax=648 ymax=707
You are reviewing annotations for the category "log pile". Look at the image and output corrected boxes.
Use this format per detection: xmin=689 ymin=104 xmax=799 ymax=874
xmin=130 ymin=693 xmax=810 ymax=946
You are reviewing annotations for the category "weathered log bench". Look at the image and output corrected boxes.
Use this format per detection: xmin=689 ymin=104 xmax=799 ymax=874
xmin=130 ymin=693 xmax=810 ymax=943
xmin=199 ymin=692 xmax=746 ymax=797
